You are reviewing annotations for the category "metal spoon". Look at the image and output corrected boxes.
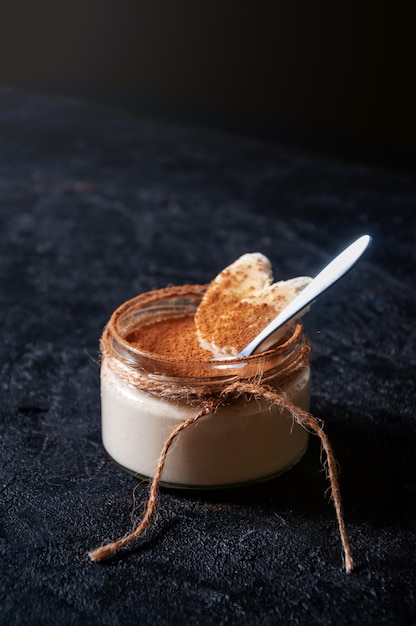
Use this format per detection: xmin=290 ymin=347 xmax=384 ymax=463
xmin=236 ymin=234 xmax=372 ymax=358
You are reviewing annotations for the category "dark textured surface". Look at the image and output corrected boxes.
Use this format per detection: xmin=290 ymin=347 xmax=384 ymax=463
xmin=0 ymin=89 xmax=415 ymax=625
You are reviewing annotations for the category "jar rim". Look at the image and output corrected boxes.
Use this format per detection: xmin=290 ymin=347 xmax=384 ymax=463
xmin=103 ymin=285 xmax=309 ymax=382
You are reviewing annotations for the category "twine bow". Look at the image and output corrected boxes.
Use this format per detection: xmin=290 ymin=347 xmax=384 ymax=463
xmin=88 ymin=381 xmax=354 ymax=573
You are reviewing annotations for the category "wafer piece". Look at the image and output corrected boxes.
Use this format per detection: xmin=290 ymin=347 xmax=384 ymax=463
xmin=195 ymin=253 xmax=311 ymax=356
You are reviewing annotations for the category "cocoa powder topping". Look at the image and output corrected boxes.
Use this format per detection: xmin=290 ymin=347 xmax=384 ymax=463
xmin=126 ymin=315 xmax=212 ymax=361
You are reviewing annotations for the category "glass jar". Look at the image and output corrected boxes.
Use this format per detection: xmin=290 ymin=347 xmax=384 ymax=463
xmin=100 ymin=285 xmax=311 ymax=489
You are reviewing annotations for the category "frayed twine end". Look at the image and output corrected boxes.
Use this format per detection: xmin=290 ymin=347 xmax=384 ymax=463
xmin=345 ymin=552 xmax=355 ymax=574
xmin=88 ymin=543 xmax=118 ymax=563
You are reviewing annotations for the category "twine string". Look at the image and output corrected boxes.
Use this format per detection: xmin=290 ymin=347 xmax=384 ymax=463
xmin=88 ymin=381 xmax=354 ymax=573
xmin=225 ymin=381 xmax=355 ymax=574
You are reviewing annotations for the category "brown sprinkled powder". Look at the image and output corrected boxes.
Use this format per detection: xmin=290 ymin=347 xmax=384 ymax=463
xmin=126 ymin=315 xmax=212 ymax=361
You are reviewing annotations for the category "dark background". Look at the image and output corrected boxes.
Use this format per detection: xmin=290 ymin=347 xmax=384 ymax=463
xmin=0 ymin=1 xmax=415 ymax=173
xmin=1 ymin=3 xmax=416 ymax=624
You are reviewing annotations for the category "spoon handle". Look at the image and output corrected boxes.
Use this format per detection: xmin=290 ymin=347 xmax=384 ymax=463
xmin=238 ymin=234 xmax=372 ymax=357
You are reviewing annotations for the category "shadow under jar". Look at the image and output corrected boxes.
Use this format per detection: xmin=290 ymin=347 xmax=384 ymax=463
xmin=100 ymin=285 xmax=311 ymax=489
